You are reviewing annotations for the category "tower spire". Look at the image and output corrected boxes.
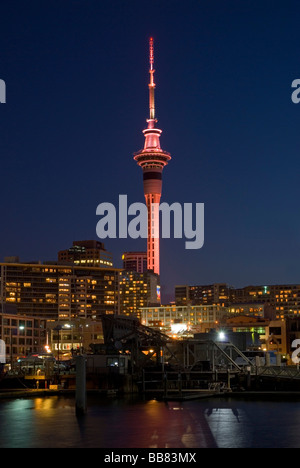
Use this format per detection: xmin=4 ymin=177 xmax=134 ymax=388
xmin=133 ymin=38 xmax=171 ymax=277
xmin=148 ymin=37 xmax=156 ymax=121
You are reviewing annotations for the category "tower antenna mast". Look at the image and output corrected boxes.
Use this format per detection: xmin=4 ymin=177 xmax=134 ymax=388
xmin=149 ymin=37 xmax=155 ymax=120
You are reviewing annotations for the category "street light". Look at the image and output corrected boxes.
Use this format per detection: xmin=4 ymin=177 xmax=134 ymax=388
xmin=218 ymin=331 xmax=226 ymax=342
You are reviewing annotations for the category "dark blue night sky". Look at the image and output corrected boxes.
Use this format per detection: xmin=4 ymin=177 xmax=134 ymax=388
xmin=1 ymin=0 xmax=300 ymax=302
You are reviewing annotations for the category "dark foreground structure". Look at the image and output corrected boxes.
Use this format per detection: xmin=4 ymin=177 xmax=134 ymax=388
xmin=1 ymin=315 xmax=300 ymax=400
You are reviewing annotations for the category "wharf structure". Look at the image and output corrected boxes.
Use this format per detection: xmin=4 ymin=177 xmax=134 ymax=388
xmin=1 ymin=312 xmax=300 ymax=397
xmin=141 ymin=304 xmax=289 ymax=357
xmin=88 ymin=315 xmax=300 ymax=397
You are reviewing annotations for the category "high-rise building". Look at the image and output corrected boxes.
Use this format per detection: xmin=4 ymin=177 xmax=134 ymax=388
xmin=58 ymin=240 xmax=113 ymax=267
xmin=141 ymin=304 xmax=227 ymax=336
xmin=0 ymin=305 xmax=47 ymax=362
xmin=175 ymin=283 xmax=300 ymax=319
xmin=175 ymin=283 xmax=231 ymax=307
xmin=119 ymin=270 xmax=160 ymax=319
xmin=133 ymin=38 xmax=171 ymax=275
xmin=0 ymin=261 xmax=121 ymax=321
xmin=231 ymin=284 xmax=300 ymax=319
xmin=122 ymin=252 xmax=147 ymax=273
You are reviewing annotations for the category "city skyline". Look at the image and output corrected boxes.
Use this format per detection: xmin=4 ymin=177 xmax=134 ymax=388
xmin=1 ymin=1 xmax=300 ymax=303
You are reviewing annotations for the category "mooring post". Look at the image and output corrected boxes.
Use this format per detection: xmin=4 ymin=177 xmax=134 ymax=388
xmin=227 ymin=368 xmax=231 ymax=390
xmin=246 ymin=365 xmax=251 ymax=389
xmin=75 ymin=355 xmax=87 ymax=416
xmin=276 ymin=353 xmax=281 ymax=367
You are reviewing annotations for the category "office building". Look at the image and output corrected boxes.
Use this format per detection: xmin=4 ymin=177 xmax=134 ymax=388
xmin=175 ymin=283 xmax=231 ymax=306
xmin=231 ymin=284 xmax=300 ymax=318
xmin=0 ymin=260 xmax=121 ymax=321
xmin=119 ymin=270 xmax=160 ymax=319
xmin=47 ymin=319 xmax=104 ymax=359
xmin=225 ymin=315 xmax=287 ymax=355
xmin=122 ymin=252 xmax=147 ymax=274
xmin=227 ymin=303 xmax=265 ymax=317
xmin=0 ymin=305 xmax=47 ymax=363
xmin=141 ymin=304 xmax=227 ymax=336
xmin=176 ymin=283 xmax=300 ymax=319
xmin=58 ymin=240 xmax=113 ymax=267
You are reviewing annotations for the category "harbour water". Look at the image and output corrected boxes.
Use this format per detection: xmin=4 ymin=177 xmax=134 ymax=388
xmin=0 ymin=395 xmax=299 ymax=448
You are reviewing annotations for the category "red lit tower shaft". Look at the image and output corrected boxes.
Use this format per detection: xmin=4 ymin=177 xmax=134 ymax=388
xmin=134 ymin=38 xmax=171 ymax=275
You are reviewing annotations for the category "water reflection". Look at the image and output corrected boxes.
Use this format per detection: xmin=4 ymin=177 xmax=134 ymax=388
xmin=0 ymin=396 xmax=299 ymax=448
xmin=205 ymin=405 xmax=248 ymax=448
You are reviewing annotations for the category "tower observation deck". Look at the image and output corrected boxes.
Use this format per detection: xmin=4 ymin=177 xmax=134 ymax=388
xmin=133 ymin=38 xmax=171 ymax=275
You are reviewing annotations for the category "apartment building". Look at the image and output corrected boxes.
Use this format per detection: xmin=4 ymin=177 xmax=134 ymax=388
xmin=0 ymin=261 xmax=121 ymax=321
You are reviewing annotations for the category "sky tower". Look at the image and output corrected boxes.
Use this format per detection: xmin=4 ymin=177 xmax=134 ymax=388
xmin=134 ymin=38 xmax=171 ymax=275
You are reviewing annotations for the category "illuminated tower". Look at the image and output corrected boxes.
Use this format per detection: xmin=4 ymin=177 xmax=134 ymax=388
xmin=134 ymin=38 xmax=171 ymax=275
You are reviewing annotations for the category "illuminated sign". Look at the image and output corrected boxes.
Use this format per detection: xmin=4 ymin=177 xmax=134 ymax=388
xmin=157 ymin=286 xmax=161 ymax=301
